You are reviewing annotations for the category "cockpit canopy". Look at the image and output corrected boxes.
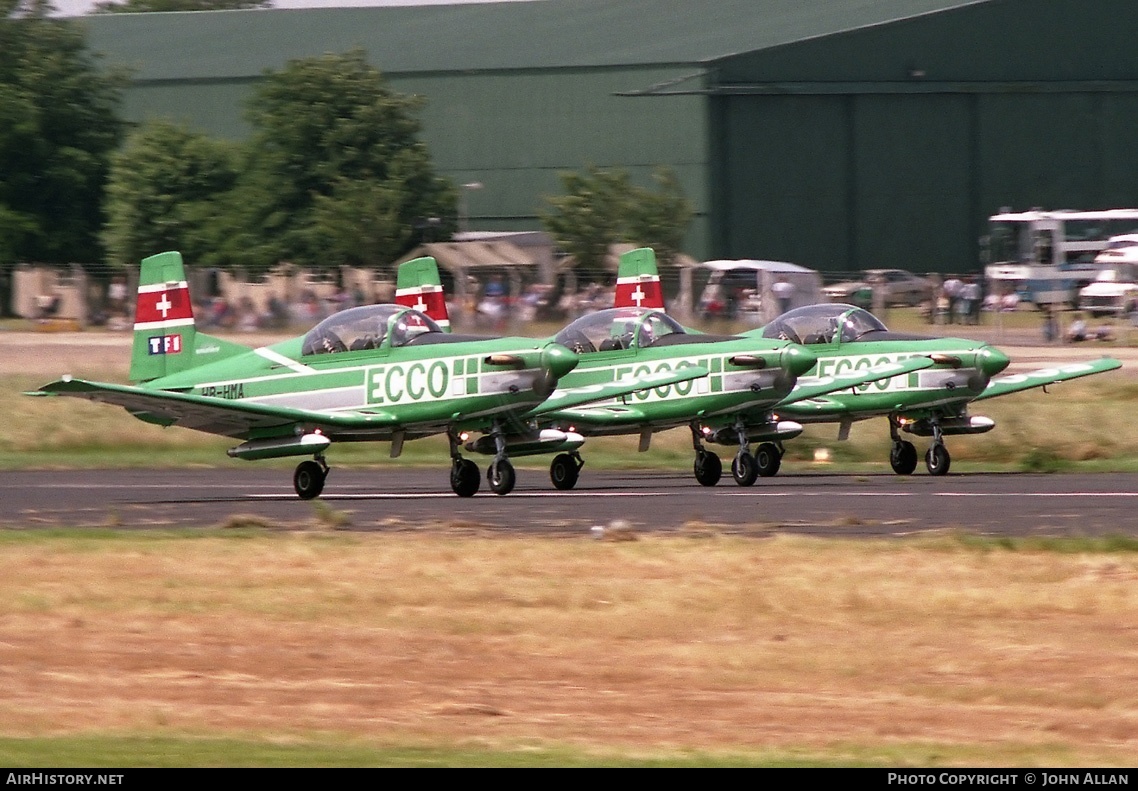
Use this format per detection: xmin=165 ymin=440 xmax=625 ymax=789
xmin=554 ymin=307 xmax=687 ymax=353
xmin=301 ymin=304 xmax=443 ymax=356
xmin=761 ymin=304 xmax=888 ymax=345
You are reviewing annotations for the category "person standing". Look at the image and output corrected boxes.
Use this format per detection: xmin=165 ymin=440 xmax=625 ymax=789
xmin=772 ymin=277 xmax=795 ymax=315
xmin=941 ymin=275 xmax=963 ymax=324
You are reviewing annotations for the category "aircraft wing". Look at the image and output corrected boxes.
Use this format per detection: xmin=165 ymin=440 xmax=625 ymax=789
xmin=535 ymin=404 xmax=650 ymax=426
xmin=27 ymin=378 xmax=400 ymax=437
xmin=774 ymin=356 xmax=936 ymax=407
xmin=526 ymin=365 xmax=709 ymax=417
xmin=970 ymin=358 xmax=1122 ymax=402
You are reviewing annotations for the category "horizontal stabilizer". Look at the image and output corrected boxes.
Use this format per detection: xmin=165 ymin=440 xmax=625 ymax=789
xmin=972 ymin=358 xmax=1122 ymax=402
xmin=27 ymin=377 xmax=400 ymax=437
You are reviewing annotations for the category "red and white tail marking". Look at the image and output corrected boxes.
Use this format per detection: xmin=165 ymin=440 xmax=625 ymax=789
xmin=134 ymin=282 xmax=194 ymax=331
xmin=614 ymin=275 xmax=664 ymax=310
xmin=396 ymin=284 xmax=451 ymax=329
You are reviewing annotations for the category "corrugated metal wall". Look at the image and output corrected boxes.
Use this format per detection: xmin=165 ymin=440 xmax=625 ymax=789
xmin=710 ymin=0 xmax=1138 ymax=273
xmin=396 ymin=68 xmax=710 ymax=251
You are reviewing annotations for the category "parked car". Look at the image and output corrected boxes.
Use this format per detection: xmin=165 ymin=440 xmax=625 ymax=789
xmin=822 ymin=268 xmax=934 ymax=308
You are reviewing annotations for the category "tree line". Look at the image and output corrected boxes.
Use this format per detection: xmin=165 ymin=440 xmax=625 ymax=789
xmin=2 ymin=0 xmax=693 ymax=294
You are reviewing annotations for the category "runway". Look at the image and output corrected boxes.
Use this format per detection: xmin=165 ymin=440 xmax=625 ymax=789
xmin=3 ymin=467 xmax=1138 ymax=537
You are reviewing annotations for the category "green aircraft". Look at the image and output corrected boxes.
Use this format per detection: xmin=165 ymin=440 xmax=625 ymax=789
xmin=409 ymin=248 xmax=939 ymax=490
xmin=750 ymin=303 xmax=1122 ymax=475
xmin=27 ymin=251 xmax=710 ymax=499
xmin=613 ymin=248 xmax=1122 ymax=477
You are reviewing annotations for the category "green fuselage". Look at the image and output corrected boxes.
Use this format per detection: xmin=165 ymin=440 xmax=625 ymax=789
xmin=544 ymin=339 xmax=807 ymax=434
xmin=146 ymin=333 xmax=574 ymax=442
xmin=775 ymin=336 xmax=1008 ymax=423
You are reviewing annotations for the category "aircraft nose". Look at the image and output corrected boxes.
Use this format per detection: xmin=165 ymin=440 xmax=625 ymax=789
xmin=782 ymin=344 xmax=818 ymax=377
xmin=978 ymin=345 xmax=1010 ymax=377
xmin=541 ymin=342 xmax=579 ymax=380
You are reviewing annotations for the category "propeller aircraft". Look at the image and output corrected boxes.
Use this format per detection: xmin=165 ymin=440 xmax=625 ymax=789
xmin=612 ymin=247 xmax=1123 ymax=477
xmin=609 ymin=248 xmax=1124 ymax=475
xmin=408 ymin=248 xmax=939 ymax=489
xmin=27 ymin=251 xmax=709 ymax=499
xmin=750 ymin=303 xmax=1122 ymax=475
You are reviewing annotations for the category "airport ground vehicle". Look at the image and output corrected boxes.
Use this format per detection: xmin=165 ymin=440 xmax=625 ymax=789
xmin=1078 ymin=234 xmax=1138 ymax=317
xmin=983 ymin=209 xmax=1138 ymax=309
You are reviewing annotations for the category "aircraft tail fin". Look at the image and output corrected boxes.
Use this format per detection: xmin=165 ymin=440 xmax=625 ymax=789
xmin=129 ymin=251 xmax=248 ymax=383
xmin=396 ymin=256 xmax=451 ymax=331
xmin=614 ymin=247 xmax=665 ymax=310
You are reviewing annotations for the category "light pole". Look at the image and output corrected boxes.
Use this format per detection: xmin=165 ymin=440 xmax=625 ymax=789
xmin=459 ymin=181 xmax=483 ymax=233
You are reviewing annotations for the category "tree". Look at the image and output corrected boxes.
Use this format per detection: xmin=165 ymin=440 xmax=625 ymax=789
xmin=102 ymin=119 xmax=241 ymax=269
xmin=223 ymin=49 xmax=456 ymax=275
xmin=540 ymin=165 xmax=693 ymax=284
xmin=92 ymin=0 xmax=271 ymax=12
xmin=625 ymin=168 xmax=693 ymax=271
xmin=0 ymin=0 xmax=127 ymax=265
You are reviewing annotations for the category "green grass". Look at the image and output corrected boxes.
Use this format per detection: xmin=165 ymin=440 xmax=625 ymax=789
xmin=0 ymin=731 xmax=1095 ymax=768
xmin=0 ymin=734 xmax=862 ymax=767
xmin=0 ymin=733 xmax=1092 ymax=767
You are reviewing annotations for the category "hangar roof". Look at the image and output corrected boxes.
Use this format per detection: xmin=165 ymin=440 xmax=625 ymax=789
xmin=82 ymin=0 xmax=989 ymax=80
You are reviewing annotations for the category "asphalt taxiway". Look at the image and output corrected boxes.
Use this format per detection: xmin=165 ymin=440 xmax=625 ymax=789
xmin=3 ymin=468 xmax=1137 ymax=538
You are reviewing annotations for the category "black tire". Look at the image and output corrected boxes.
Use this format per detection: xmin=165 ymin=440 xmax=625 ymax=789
xmin=754 ymin=442 xmax=781 ymax=477
xmin=550 ymin=453 xmax=580 ymax=490
xmin=293 ymin=460 xmax=326 ymax=500
xmin=693 ymin=450 xmax=722 ymax=487
xmin=450 ymin=458 xmax=480 ymax=497
xmin=890 ymin=440 xmax=918 ymax=475
xmin=925 ymin=444 xmax=951 ymax=476
xmin=731 ymin=451 xmax=758 ymax=487
xmin=487 ymin=458 xmax=517 ymax=496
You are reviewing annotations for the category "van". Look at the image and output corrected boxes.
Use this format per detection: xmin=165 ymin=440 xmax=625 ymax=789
xmin=1078 ymin=234 xmax=1138 ymax=317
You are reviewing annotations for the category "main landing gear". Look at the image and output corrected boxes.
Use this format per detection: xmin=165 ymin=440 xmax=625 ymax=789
xmin=447 ymin=426 xmax=517 ymax=497
xmin=690 ymin=422 xmax=722 ymax=486
xmin=692 ymin=421 xmax=784 ymax=488
xmin=549 ymin=452 xmax=584 ymax=490
xmin=293 ymin=457 xmax=328 ymax=500
xmin=888 ymin=415 xmax=950 ymax=476
xmin=754 ymin=442 xmax=782 ymax=478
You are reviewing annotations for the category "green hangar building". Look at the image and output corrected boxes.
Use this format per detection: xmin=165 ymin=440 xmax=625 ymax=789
xmin=84 ymin=0 xmax=1138 ymax=275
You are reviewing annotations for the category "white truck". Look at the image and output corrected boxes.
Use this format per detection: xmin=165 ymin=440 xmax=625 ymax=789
xmin=1078 ymin=234 xmax=1138 ymax=317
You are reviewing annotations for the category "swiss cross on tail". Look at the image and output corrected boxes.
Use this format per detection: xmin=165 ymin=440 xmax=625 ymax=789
xmin=395 ymin=256 xmax=451 ymax=331
xmin=134 ymin=282 xmax=193 ymax=329
xmin=613 ymin=247 xmax=665 ymax=309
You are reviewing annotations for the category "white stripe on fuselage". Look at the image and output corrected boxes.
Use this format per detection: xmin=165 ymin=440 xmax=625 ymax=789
xmin=254 ymin=346 xmax=315 ymax=374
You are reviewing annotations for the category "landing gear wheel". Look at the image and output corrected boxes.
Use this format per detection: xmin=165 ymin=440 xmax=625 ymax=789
xmin=293 ymin=460 xmax=327 ymax=500
xmin=450 ymin=458 xmax=480 ymax=497
xmin=693 ymin=450 xmax=722 ymax=487
xmin=890 ymin=440 xmax=918 ymax=475
xmin=487 ymin=458 xmax=517 ymax=496
xmin=550 ymin=453 xmax=581 ymax=490
xmin=731 ymin=451 xmax=758 ymax=487
xmin=925 ymin=444 xmax=951 ymax=476
xmin=755 ymin=443 xmax=782 ymax=477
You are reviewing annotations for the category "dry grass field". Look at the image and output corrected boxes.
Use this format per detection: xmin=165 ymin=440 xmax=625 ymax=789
xmin=4 ymin=328 xmax=1138 ymax=765
xmin=2 ymin=530 xmax=1138 ymax=766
